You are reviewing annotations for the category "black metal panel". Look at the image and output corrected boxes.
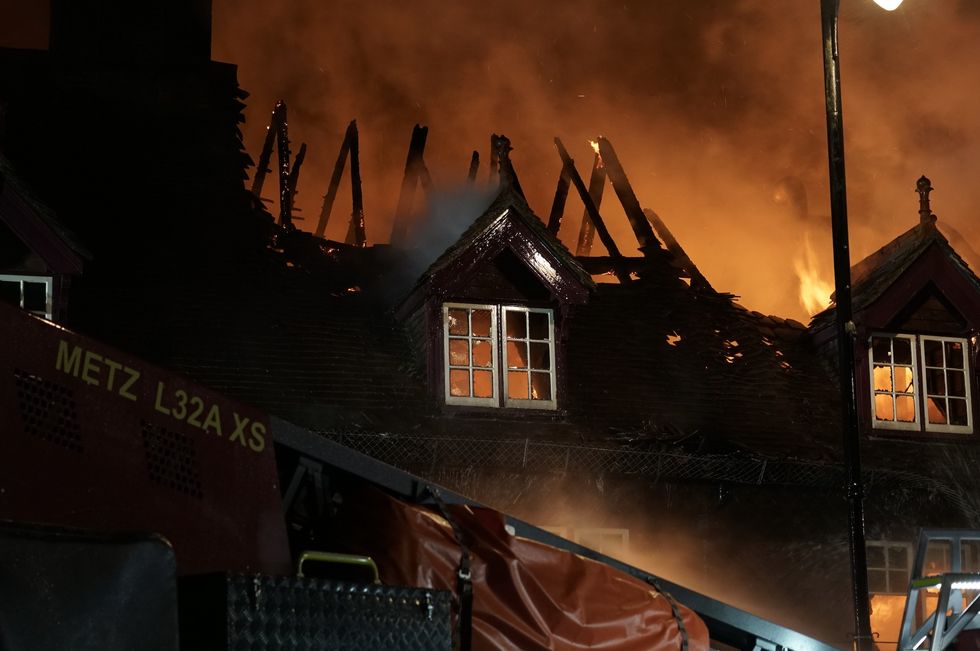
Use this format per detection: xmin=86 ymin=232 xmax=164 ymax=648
xmin=179 ymin=573 xmax=452 ymax=651
xmin=0 ymin=521 xmax=178 ymax=651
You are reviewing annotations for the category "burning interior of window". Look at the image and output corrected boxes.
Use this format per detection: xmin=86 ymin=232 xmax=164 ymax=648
xmin=867 ymin=541 xmax=912 ymax=595
xmin=443 ymin=303 xmax=556 ymax=410
xmin=870 ymin=333 xmax=973 ymax=434
xmin=867 ymin=540 xmax=912 ymax=651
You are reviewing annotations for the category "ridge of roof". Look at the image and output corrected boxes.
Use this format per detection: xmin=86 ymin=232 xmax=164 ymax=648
xmin=809 ymin=218 xmax=980 ymax=331
xmin=416 ymin=185 xmax=596 ymax=293
xmin=0 ymin=150 xmax=92 ymax=262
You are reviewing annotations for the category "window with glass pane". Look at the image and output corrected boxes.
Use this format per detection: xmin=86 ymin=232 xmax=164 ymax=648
xmin=961 ymin=540 xmax=980 ymax=573
xmin=925 ymin=539 xmax=951 ymax=576
xmin=0 ymin=274 xmax=53 ymax=320
xmin=920 ymin=336 xmax=972 ymax=433
xmin=869 ymin=333 xmax=973 ymax=434
xmin=870 ymin=335 xmax=918 ymax=430
xmin=867 ymin=541 xmax=911 ymax=594
xmin=443 ymin=303 xmax=556 ymax=410
xmin=503 ymin=307 xmax=556 ymax=409
xmin=443 ymin=303 xmax=497 ymax=406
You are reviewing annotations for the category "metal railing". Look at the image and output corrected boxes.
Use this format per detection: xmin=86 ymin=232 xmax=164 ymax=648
xmin=898 ymin=530 xmax=980 ymax=651
xmin=317 ymin=431 xmax=963 ymax=499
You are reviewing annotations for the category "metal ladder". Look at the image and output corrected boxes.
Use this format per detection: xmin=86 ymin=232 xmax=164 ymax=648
xmin=898 ymin=530 xmax=980 ymax=651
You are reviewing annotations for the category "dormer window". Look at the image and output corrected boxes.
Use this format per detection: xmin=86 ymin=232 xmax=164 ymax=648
xmin=443 ymin=302 xmax=556 ymax=410
xmin=397 ymin=192 xmax=592 ymax=414
xmin=0 ymin=274 xmax=53 ymax=320
xmin=444 ymin=303 xmax=498 ymax=407
xmin=870 ymin=333 xmax=973 ymax=434
xmin=921 ymin=336 xmax=972 ymax=432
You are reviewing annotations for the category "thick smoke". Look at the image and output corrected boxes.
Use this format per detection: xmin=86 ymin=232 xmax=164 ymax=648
xmin=4 ymin=1 xmax=978 ymax=320
xmin=209 ymin=0 xmax=980 ymax=321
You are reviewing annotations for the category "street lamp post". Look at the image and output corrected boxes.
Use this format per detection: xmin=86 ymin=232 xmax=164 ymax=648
xmin=818 ymin=1 xmax=901 ymax=650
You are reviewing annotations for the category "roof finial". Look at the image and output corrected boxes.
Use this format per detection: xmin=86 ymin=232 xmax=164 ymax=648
xmin=916 ymin=175 xmax=936 ymax=225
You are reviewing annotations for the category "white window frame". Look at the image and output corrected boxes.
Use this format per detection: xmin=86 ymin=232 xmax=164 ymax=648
xmin=867 ymin=540 xmax=912 ymax=595
xmin=0 ymin=273 xmax=53 ymax=320
xmin=442 ymin=302 xmax=557 ymax=410
xmin=919 ymin=335 xmax=973 ymax=434
xmin=443 ymin=302 xmax=499 ymax=407
xmin=869 ymin=333 xmax=920 ymax=431
xmin=502 ymin=306 xmax=557 ymax=410
xmin=869 ymin=333 xmax=973 ymax=434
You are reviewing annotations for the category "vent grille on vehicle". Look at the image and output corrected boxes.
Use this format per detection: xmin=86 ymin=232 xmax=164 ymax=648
xmin=140 ymin=420 xmax=203 ymax=498
xmin=14 ymin=368 xmax=83 ymax=452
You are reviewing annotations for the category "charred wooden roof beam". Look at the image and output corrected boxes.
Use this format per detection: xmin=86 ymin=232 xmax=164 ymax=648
xmin=546 ymin=168 xmax=570 ymax=235
xmin=390 ymin=124 xmax=430 ymax=247
xmin=274 ymin=101 xmax=292 ymax=227
xmin=250 ymin=100 xmax=284 ymax=201
xmin=315 ymin=121 xmax=354 ymax=239
xmin=576 ymin=152 xmax=605 ymax=256
xmin=285 ymin=142 xmax=307 ymax=226
xmin=553 ymin=137 xmax=630 ymax=283
xmin=597 ymin=136 xmax=661 ymax=254
xmin=493 ymin=134 xmax=526 ymax=200
xmin=467 ymin=151 xmax=480 ymax=185
xmin=487 ymin=135 xmax=500 ymax=189
xmin=643 ymin=208 xmax=713 ymax=292
xmin=344 ymin=121 xmax=366 ymax=247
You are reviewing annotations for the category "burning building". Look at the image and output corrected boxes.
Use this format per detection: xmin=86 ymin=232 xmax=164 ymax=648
xmin=1 ymin=1 xmax=980 ymax=649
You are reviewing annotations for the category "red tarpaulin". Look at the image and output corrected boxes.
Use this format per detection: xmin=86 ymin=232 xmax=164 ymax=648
xmin=329 ymin=484 xmax=709 ymax=651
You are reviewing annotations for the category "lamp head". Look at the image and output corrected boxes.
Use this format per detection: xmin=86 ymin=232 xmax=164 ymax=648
xmin=872 ymin=0 xmax=903 ymax=9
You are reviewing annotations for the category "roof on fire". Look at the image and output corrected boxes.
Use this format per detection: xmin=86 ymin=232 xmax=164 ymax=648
xmin=810 ymin=217 xmax=980 ymax=334
xmin=65 ymin=179 xmax=841 ymax=462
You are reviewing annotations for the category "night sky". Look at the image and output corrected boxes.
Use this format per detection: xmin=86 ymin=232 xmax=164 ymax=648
xmin=3 ymin=1 xmax=980 ymax=320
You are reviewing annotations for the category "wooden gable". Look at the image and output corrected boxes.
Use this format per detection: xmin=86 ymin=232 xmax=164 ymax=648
xmin=396 ymin=188 xmax=594 ymax=412
xmin=860 ymin=241 xmax=980 ymax=336
xmin=811 ymin=224 xmax=980 ymax=346
xmin=398 ymin=189 xmax=593 ymax=319
xmin=887 ymin=283 xmax=968 ymax=336
xmin=0 ymin=165 xmax=86 ymax=276
xmin=0 ymin=159 xmax=89 ymax=322
xmin=841 ymin=227 xmax=980 ymax=440
xmin=425 ymin=207 xmax=592 ymax=306
xmin=461 ymin=248 xmax=553 ymax=303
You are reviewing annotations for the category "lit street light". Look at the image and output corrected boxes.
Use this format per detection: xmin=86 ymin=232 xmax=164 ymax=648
xmin=819 ymin=1 xmax=901 ymax=650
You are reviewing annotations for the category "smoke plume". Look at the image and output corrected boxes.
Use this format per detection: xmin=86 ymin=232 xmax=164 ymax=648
xmin=211 ymin=0 xmax=980 ymax=320
xmin=5 ymin=1 xmax=979 ymax=320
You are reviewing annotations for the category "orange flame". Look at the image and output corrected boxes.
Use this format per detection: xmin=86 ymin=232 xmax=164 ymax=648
xmin=794 ymin=233 xmax=833 ymax=316
xmin=589 ymin=139 xmax=604 ymax=168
